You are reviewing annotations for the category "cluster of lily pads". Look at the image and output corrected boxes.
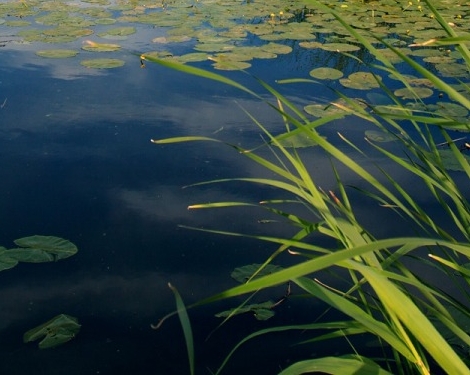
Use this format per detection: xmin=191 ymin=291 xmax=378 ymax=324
xmin=2 ymin=0 xmax=468 ymax=133
xmin=0 ymin=235 xmax=81 ymax=349
xmin=0 ymin=0 xmax=467 ymax=72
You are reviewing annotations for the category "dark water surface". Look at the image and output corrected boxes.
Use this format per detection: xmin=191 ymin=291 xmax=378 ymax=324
xmin=0 ymin=8 xmax=467 ymax=375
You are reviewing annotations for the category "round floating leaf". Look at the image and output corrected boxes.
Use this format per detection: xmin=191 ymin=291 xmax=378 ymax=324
xmin=215 ymin=301 xmax=275 ymax=320
xmin=81 ymin=58 xmax=125 ymax=69
xmin=231 ymin=264 xmax=283 ymax=283
xmin=309 ymin=67 xmax=343 ymax=80
xmin=365 ymin=130 xmax=397 ymax=143
xmin=435 ymin=101 xmax=469 ymax=119
xmin=212 ymin=60 xmax=251 ymax=71
xmin=11 ymin=235 xmax=78 ymax=261
xmin=0 ymin=247 xmax=18 ymax=271
xmin=260 ymin=42 xmax=292 ymax=54
xmin=81 ymin=41 xmax=121 ymax=52
xmin=340 ymin=72 xmax=380 ymax=90
xmin=394 ymin=87 xmax=433 ymax=99
xmin=304 ymin=103 xmax=347 ymax=118
xmin=320 ymin=42 xmax=361 ymax=52
xmin=35 ymin=49 xmax=79 ymax=58
xmin=24 ymin=314 xmax=81 ymax=349
xmin=98 ymin=26 xmax=136 ymax=39
xmin=437 ymin=150 xmax=470 ymax=172
xmin=273 ymin=132 xmax=324 ymax=148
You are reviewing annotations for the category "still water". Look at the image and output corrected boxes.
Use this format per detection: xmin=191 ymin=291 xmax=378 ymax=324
xmin=0 ymin=2 xmax=467 ymax=374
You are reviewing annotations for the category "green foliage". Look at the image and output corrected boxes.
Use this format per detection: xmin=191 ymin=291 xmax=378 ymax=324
xmin=23 ymin=314 xmax=81 ymax=349
xmin=150 ymin=0 xmax=470 ymax=374
xmin=0 ymin=235 xmax=77 ymax=271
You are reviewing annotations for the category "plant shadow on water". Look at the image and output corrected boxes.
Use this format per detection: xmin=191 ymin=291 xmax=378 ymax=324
xmin=1 ymin=0 xmax=470 ymax=374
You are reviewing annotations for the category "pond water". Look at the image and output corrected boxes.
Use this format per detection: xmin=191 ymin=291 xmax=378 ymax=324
xmin=0 ymin=1 xmax=469 ymax=374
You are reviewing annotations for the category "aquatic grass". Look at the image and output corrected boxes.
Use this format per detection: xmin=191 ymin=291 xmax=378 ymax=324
xmin=149 ymin=0 xmax=470 ymax=373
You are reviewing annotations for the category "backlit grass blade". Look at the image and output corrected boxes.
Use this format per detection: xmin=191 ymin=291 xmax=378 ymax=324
xmin=168 ymin=283 xmax=195 ymax=375
xmin=277 ymin=356 xmax=394 ymax=375
xmin=356 ymin=264 xmax=470 ymax=375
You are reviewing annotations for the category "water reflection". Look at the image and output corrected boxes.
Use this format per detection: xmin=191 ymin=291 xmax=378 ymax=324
xmin=1 ymin=16 xmax=467 ymax=375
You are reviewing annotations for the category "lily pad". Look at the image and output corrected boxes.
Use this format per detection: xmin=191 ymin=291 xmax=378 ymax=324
xmin=35 ymin=49 xmax=79 ymax=58
xmin=97 ymin=26 xmax=136 ymax=39
xmin=340 ymin=72 xmax=380 ymax=90
xmin=24 ymin=314 xmax=81 ymax=349
xmin=0 ymin=247 xmax=19 ymax=271
xmin=212 ymin=60 xmax=251 ymax=71
xmin=80 ymin=58 xmax=125 ymax=69
xmin=81 ymin=41 xmax=121 ymax=52
xmin=437 ymin=149 xmax=470 ymax=171
xmin=394 ymin=87 xmax=433 ymax=99
xmin=309 ymin=67 xmax=343 ymax=80
xmin=365 ymin=130 xmax=397 ymax=143
xmin=231 ymin=263 xmax=283 ymax=283
xmin=8 ymin=235 xmax=78 ymax=262
xmin=274 ymin=132 xmax=323 ymax=148
xmin=215 ymin=301 xmax=275 ymax=321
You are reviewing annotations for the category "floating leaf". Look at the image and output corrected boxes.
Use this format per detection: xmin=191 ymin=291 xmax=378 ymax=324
xmin=273 ymin=132 xmax=324 ymax=148
xmin=304 ymin=103 xmax=347 ymax=118
xmin=8 ymin=235 xmax=78 ymax=262
xmin=231 ymin=264 xmax=283 ymax=283
xmin=320 ymin=42 xmax=361 ymax=52
xmin=309 ymin=67 xmax=343 ymax=80
xmin=80 ymin=58 xmax=125 ymax=69
xmin=98 ymin=26 xmax=136 ymax=39
xmin=215 ymin=301 xmax=275 ymax=321
xmin=24 ymin=314 xmax=81 ymax=349
xmin=0 ymin=247 xmax=19 ymax=271
xmin=212 ymin=60 xmax=251 ymax=71
xmin=365 ymin=130 xmax=397 ymax=143
xmin=340 ymin=72 xmax=380 ymax=90
xmin=437 ymin=149 xmax=470 ymax=171
xmin=35 ymin=49 xmax=79 ymax=58
xmin=394 ymin=87 xmax=433 ymax=99
xmin=81 ymin=41 xmax=121 ymax=52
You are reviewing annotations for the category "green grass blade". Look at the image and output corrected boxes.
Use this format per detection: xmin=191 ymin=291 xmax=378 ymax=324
xmin=168 ymin=283 xmax=195 ymax=375
xmin=278 ymin=355 xmax=394 ymax=375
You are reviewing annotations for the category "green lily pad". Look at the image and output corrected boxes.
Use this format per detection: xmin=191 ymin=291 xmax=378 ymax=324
xmin=320 ymin=42 xmax=361 ymax=52
xmin=24 ymin=314 xmax=81 ymax=349
xmin=273 ymin=132 xmax=324 ymax=148
xmin=7 ymin=235 xmax=78 ymax=262
xmin=0 ymin=247 xmax=19 ymax=271
xmin=394 ymin=87 xmax=433 ymax=99
xmin=365 ymin=130 xmax=397 ymax=143
xmin=81 ymin=41 xmax=121 ymax=52
xmin=97 ymin=26 xmax=136 ymax=39
xmin=231 ymin=263 xmax=283 ymax=283
xmin=309 ymin=67 xmax=343 ymax=80
xmin=304 ymin=103 xmax=347 ymax=118
xmin=35 ymin=49 xmax=79 ymax=58
xmin=81 ymin=58 xmax=125 ymax=69
xmin=437 ymin=149 xmax=470 ymax=171
xmin=215 ymin=301 xmax=275 ymax=321
xmin=340 ymin=72 xmax=381 ymax=90
xmin=212 ymin=60 xmax=251 ymax=71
